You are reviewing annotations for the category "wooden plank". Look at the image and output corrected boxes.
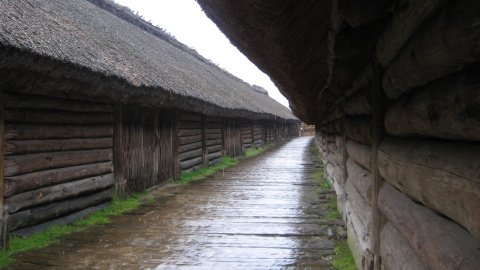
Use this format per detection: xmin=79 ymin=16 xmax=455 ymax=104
xmin=384 ymin=65 xmax=480 ymax=141
xmin=208 ymin=151 xmax=222 ymax=161
xmin=206 ymin=133 xmax=222 ymax=140
xmin=4 ymin=173 xmax=114 ymax=214
xmin=383 ymin=0 xmax=480 ymax=99
xmin=5 ymin=124 xmax=113 ymax=140
xmin=113 ymin=104 xmax=125 ymax=198
xmin=378 ymin=182 xmax=480 ymax=269
xmin=180 ymin=156 xmax=203 ymax=170
xmin=179 ymin=135 xmax=202 ymax=146
xmin=346 ymin=139 xmax=372 ymax=171
xmin=376 ymin=0 xmax=449 ymax=67
xmin=8 ymin=188 xmax=112 ymax=231
xmin=5 ymin=93 xmax=113 ymax=113
xmin=178 ymin=129 xmax=201 ymax=137
xmin=4 ymin=138 xmax=112 ymax=156
xmin=378 ymin=137 xmax=480 ymax=239
xmin=4 ymin=149 xmax=113 ymax=177
xmin=207 ymin=145 xmax=222 ymax=153
xmin=380 ymin=222 xmax=427 ymax=270
xmin=179 ymin=148 xmax=203 ymax=162
xmin=4 ymin=162 xmax=113 ymax=197
xmin=5 ymin=109 xmax=113 ymax=124
xmin=179 ymin=141 xmax=203 ymax=154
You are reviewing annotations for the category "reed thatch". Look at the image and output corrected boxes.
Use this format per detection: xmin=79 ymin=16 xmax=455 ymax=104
xmin=0 ymin=0 xmax=297 ymax=122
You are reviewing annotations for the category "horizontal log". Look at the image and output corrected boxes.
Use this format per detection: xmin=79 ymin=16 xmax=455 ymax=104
xmin=5 ymin=124 xmax=113 ymax=140
xmin=346 ymin=158 xmax=372 ymax=202
xmin=345 ymin=86 xmax=372 ymax=116
xmin=4 ymin=149 xmax=113 ymax=177
xmin=385 ymin=65 xmax=480 ymax=141
xmin=205 ymin=122 xmax=222 ymax=129
xmin=206 ymin=139 xmax=222 ymax=147
xmin=327 ymin=143 xmax=337 ymax=153
xmin=178 ymin=113 xmax=201 ymax=122
xmin=208 ymin=151 xmax=222 ymax=161
xmin=205 ymin=128 xmax=221 ymax=134
xmin=346 ymin=219 xmax=363 ymax=270
xmin=346 ymin=139 xmax=372 ymax=171
xmin=345 ymin=179 xmax=372 ymax=229
xmin=4 ymin=161 xmax=113 ymax=197
xmin=205 ymin=116 xmax=221 ymax=123
xmin=345 ymin=116 xmax=372 ymax=145
xmin=5 ymin=109 xmax=113 ymax=124
xmin=208 ymin=157 xmax=222 ymax=166
xmin=345 ymin=201 xmax=372 ymax=254
xmin=179 ymin=141 xmax=203 ymax=153
xmin=5 ymin=93 xmax=113 ymax=113
xmin=376 ymin=0 xmax=449 ymax=67
xmin=243 ymin=138 xmax=253 ymax=144
xmin=244 ymin=143 xmax=252 ymax=149
xmin=5 ymin=173 xmax=114 ymax=213
xmin=206 ymin=145 xmax=222 ymax=153
xmin=178 ymin=129 xmax=201 ymax=137
xmin=206 ymin=133 xmax=222 ymax=140
xmin=333 ymin=165 xmax=345 ymax=186
xmin=9 ymin=188 xmax=112 ymax=231
xmin=378 ymin=137 xmax=480 ymax=239
xmin=4 ymin=138 xmax=113 ymax=156
xmin=180 ymin=156 xmax=203 ymax=170
xmin=179 ymin=148 xmax=203 ymax=161
xmin=383 ymin=0 xmax=480 ymax=99
xmin=325 ymin=163 xmax=335 ymax=180
xmin=178 ymin=120 xmax=201 ymax=129
xmin=380 ymin=222 xmax=427 ymax=270
xmin=379 ymin=182 xmax=480 ymax=269
xmin=179 ymin=135 xmax=202 ymax=146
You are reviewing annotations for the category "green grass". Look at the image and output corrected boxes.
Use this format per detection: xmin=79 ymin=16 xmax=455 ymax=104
xmin=244 ymin=145 xmax=267 ymax=157
xmin=331 ymin=241 xmax=356 ymax=270
xmin=0 ymin=194 xmax=143 ymax=268
xmin=175 ymin=156 xmax=238 ymax=183
xmin=325 ymin=195 xmax=341 ymax=221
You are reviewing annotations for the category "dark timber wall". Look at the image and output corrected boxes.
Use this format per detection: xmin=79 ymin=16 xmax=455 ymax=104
xmin=3 ymin=93 xmax=114 ymax=237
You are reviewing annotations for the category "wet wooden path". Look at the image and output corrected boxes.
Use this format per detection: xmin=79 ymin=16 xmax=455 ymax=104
xmin=10 ymin=137 xmax=336 ymax=269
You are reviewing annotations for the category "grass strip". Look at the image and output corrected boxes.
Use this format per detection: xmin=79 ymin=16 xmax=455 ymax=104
xmin=331 ymin=241 xmax=356 ymax=270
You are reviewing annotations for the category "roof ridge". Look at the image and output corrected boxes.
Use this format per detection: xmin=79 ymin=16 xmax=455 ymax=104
xmin=87 ymin=0 xmax=259 ymax=92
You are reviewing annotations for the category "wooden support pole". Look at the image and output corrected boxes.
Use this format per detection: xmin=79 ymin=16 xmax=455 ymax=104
xmin=369 ymin=65 xmax=385 ymax=270
xmin=113 ymin=103 xmax=126 ymax=199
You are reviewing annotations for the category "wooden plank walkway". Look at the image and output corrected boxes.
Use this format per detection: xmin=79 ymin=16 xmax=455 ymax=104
xmin=10 ymin=137 xmax=336 ymax=269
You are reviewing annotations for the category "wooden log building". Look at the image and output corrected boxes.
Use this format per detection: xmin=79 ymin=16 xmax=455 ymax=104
xmin=0 ymin=0 xmax=299 ymax=244
xmin=197 ymin=0 xmax=480 ymax=269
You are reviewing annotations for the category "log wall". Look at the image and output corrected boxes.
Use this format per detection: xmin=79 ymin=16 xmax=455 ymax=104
xmin=3 ymin=92 xmax=114 ymax=236
xmin=178 ymin=112 xmax=204 ymax=172
xmin=315 ymin=1 xmax=480 ymax=268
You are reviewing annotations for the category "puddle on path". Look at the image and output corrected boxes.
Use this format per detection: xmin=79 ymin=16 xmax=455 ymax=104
xmin=11 ymin=137 xmax=337 ymax=269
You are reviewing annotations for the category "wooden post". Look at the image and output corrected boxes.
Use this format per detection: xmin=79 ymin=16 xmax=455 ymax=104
xmin=201 ymin=115 xmax=208 ymax=166
xmin=0 ymin=89 xmax=8 ymax=249
xmin=172 ymin=111 xmax=180 ymax=179
xmin=113 ymin=103 xmax=126 ymax=199
xmin=251 ymin=121 xmax=255 ymax=148
xmin=221 ymin=118 xmax=226 ymax=156
xmin=369 ymin=65 xmax=385 ymax=270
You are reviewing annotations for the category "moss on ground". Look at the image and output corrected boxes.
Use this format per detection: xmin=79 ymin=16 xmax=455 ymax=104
xmin=331 ymin=241 xmax=357 ymax=270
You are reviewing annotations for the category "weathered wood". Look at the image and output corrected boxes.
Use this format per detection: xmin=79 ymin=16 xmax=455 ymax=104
xmin=172 ymin=111 xmax=180 ymax=180
xmin=201 ymin=116 xmax=208 ymax=167
xmin=5 ymin=109 xmax=113 ymax=124
xmin=5 ymin=93 xmax=113 ymax=113
xmin=4 ymin=138 xmax=112 ymax=156
xmin=383 ymin=0 xmax=480 ymax=99
xmin=180 ymin=156 xmax=203 ymax=170
xmin=346 ymin=218 xmax=364 ymax=270
xmin=0 ymin=90 xmax=5 ymax=249
xmin=179 ymin=135 xmax=202 ymax=146
xmin=208 ymin=151 xmax=222 ymax=161
xmin=243 ymin=138 xmax=253 ymax=144
xmin=4 ymin=149 xmax=113 ymax=177
xmin=113 ymin=104 xmax=126 ymax=198
xmin=346 ymin=139 xmax=372 ymax=171
xmin=345 ymin=180 xmax=371 ymax=232
xmin=205 ymin=139 xmax=222 ymax=147
xmin=333 ymin=165 xmax=345 ymax=187
xmin=385 ymin=65 xmax=480 ymax=141
xmin=346 ymin=158 xmax=372 ymax=202
xmin=325 ymin=163 xmax=335 ymax=180
xmin=206 ymin=145 xmax=222 ymax=153
xmin=380 ymin=222 xmax=427 ymax=270
xmin=179 ymin=148 xmax=203 ymax=162
xmin=378 ymin=183 xmax=480 ymax=269
xmin=4 ymin=162 xmax=113 ymax=197
xmin=345 ymin=86 xmax=371 ymax=116
xmin=378 ymin=137 xmax=480 ymax=239
xmin=4 ymin=173 xmax=114 ymax=214
xmin=5 ymin=124 xmax=113 ymax=140
xmin=206 ymin=133 xmax=222 ymax=140
xmin=205 ymin=128 xmax=221 ymax=134
xmin=179 ymin=141 xmax=203 ymax=154
xmin=345 ymin=116 xmax=372 ymax=145
xmin=345 ymin=200 xmax=371 ymax=253
xmin=178 ymin=120 xmax=201 ymax=129
xmin=178 ymin=113 xmax=201 ymax=122
xmin=376 ymin=0 xmax=449 ymax=67
xmin=8 ymin=188 xmax=112 ymax=231
xmin=178 ymin=129 xmax=201 ymax=137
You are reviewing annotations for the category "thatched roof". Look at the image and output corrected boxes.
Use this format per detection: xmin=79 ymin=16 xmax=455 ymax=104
xmin=0 ymin=0 xmax=297 ymax=121
xmin=195 ymin=0 xmax=420 ymax=124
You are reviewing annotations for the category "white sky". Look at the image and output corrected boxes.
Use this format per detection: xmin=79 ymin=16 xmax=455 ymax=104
xmin=114 ymin=0 xmax=290 ymax=108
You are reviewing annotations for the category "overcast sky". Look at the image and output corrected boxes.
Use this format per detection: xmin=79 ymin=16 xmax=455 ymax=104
xmin=114 ymin=0 xmax=290 ymax=108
